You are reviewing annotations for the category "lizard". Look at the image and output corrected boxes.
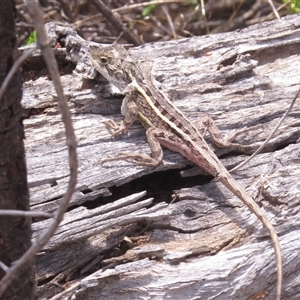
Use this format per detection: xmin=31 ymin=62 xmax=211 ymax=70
xmin=90 ymin=44 xmax=282 ymax=300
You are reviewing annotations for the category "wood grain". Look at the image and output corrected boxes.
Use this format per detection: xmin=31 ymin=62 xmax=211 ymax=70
xmin=22 ymin=15 xmax=300 ymax=299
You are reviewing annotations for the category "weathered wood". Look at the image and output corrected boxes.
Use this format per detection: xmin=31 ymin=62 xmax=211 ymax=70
xmin=23 ymin=15 xmax=300 ymax=299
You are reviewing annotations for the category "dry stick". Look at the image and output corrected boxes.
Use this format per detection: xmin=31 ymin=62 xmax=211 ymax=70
xmin=92 ymin=0 xmax=141 ymax=46
xmin=162 ymin=5 xmax=177 ymax=39
xmin=267 ymin=0 xmax=281 ymax=20
xmin=0 ymin=47 xmax=36 ymax=101
xmin=199 ymin=0 xmax=209 ymax=34
xmin=0 ymin=0 xmax=78 ymax=297
xmin=56 ymin=0 xmax=75 ymax=22
xmin=230 ymin=86 xmax=300 ymax=173
xmin=50 ymin=282 xmax=82 ymax=300
xmin=222 ymin=1 xmax=262 ymax=32
xmin=149 ymin=14 xmax=173 ymax=37
xmin=0 ymin=209 xmax=53 ymax=218
xmin=227 ymin=0 xmax=245 ymax=25
xmin=0 ymin=262 xmax=9 ymax=273
xmin=113 ymin=0 xmax=186 ymax=13
xmin=261 ymin=1 xmax=287 ymax=24
xmin=73 ymin=0 xmax=186 ymax=28
xmin=179 ymin=3 xmax=207 ymax=35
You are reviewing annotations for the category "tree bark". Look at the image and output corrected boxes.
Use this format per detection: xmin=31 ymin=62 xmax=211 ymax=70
xmin=0 ymin=0 xmax=34 ymax=299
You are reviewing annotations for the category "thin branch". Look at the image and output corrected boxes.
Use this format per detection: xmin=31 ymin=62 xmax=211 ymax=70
xmin=149 ymin=14 xmax=173 ymax=37
xmin=92 ymin=0 xmax=141 ymax=46
xmin=73 ymin=1 xmax=186 ymax=28
xmin=0 ymin=0 xmax=78 ymax=297
xmin=162 ymin=5 xmax=177 ymax=39
xmin=267 ymin=0 xmax=281 ymax=20
xmin=230 ymin=85 xmax=300 ymax=173
xmin=218 ymin=0 xmax=261 ymax=32
xmin=113 ymin=0 xmax=186 ymax=13
xmin=226 ymin=0 xmax=245 ymax=25
xmin=0 ymin=262 xmax=9 ymax=273
xmin=0 ymin=209 xmax=53 ymax=218
xmin=0 ymin=47 xmax=36 ymax=101
xmin=200 ymin=0 xmax=209 ymax=34
xmin=50 ymin=282 xmax=81 ymax=300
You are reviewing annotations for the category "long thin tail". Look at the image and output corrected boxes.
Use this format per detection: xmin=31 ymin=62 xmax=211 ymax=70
xmin=219 ymin=172 xmax=282 ymax=300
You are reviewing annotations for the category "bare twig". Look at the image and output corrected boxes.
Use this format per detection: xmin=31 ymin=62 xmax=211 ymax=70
xmin=267 ymin=0 xmax=281 ymax=20
xmin=92 ymin=0 xmax=141 ymax=46
xmin=230 ymin=86 xmax=300 ymax=173
xmin=216 ymin=0 xmax=261 ymax=32
xmin=0 ymin=47 xmax=36 ymax=101
xmin=56 ymin=0 xmax=75 ymax=22
xmin=0 ymin=262 xmax=9 ymax=273
xmin=49 ymin=282 xmax=82 ymax=300
xmin=113 ymin=0 xmax=186 ymax=13
xmin=226 ymin=0 xmax=245 ymax=25
xmin=162 ymin=5 xmax=177 ymax=39
xmin=199 ymin=0 xmax=209 ymax=34
xmin=0 ymin=209 xmax=53 ymax=218
xmin=259 ymin=0 xmax=287 ymax=24
xmin=73 ymin=0 xmax=186 ymax=28
xmin=149 ymin=14 xmax=173 ymax=37
xmin=0 ymin=0 xmax=78 ymax=297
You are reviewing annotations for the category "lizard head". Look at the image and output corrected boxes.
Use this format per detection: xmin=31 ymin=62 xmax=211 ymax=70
xmin=90 ymin=45 xmax=135 ymax=92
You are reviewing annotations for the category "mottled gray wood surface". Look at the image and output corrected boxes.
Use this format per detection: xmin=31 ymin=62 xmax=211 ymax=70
xmin=23 ymin=14 xmax=300 ymax=299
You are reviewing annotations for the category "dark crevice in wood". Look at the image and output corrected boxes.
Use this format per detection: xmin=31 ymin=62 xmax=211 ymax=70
xmin=36 ymin=275 xmax=57 ymax=287
xmin=82 ymin=168 xmax=212 ymax=209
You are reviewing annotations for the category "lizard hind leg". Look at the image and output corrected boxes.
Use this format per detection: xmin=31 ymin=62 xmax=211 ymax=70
xmin=196 ymin=114 xmax=262 ymax=152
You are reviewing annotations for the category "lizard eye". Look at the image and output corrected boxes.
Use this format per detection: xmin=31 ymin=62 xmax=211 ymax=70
xmin=99 ymin=56 xmax=110 ymax=65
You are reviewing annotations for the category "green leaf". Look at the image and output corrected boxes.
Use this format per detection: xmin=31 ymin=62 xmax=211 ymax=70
xmin=283 ymin=0 xmax=300 ymax=13
xmin=142 ymin=4 xmax=156 ymax=17
xmin=26 ymin=31 xmax=37 ymax=45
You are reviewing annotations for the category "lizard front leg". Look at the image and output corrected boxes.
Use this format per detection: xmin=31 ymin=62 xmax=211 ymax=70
xmin=102 ymin=127 xmax=164 ymax=167
xmin=102 ymin=91 xmax=164 ymax=167
xmin=105 ymin=94 xmax=139 ymax=137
